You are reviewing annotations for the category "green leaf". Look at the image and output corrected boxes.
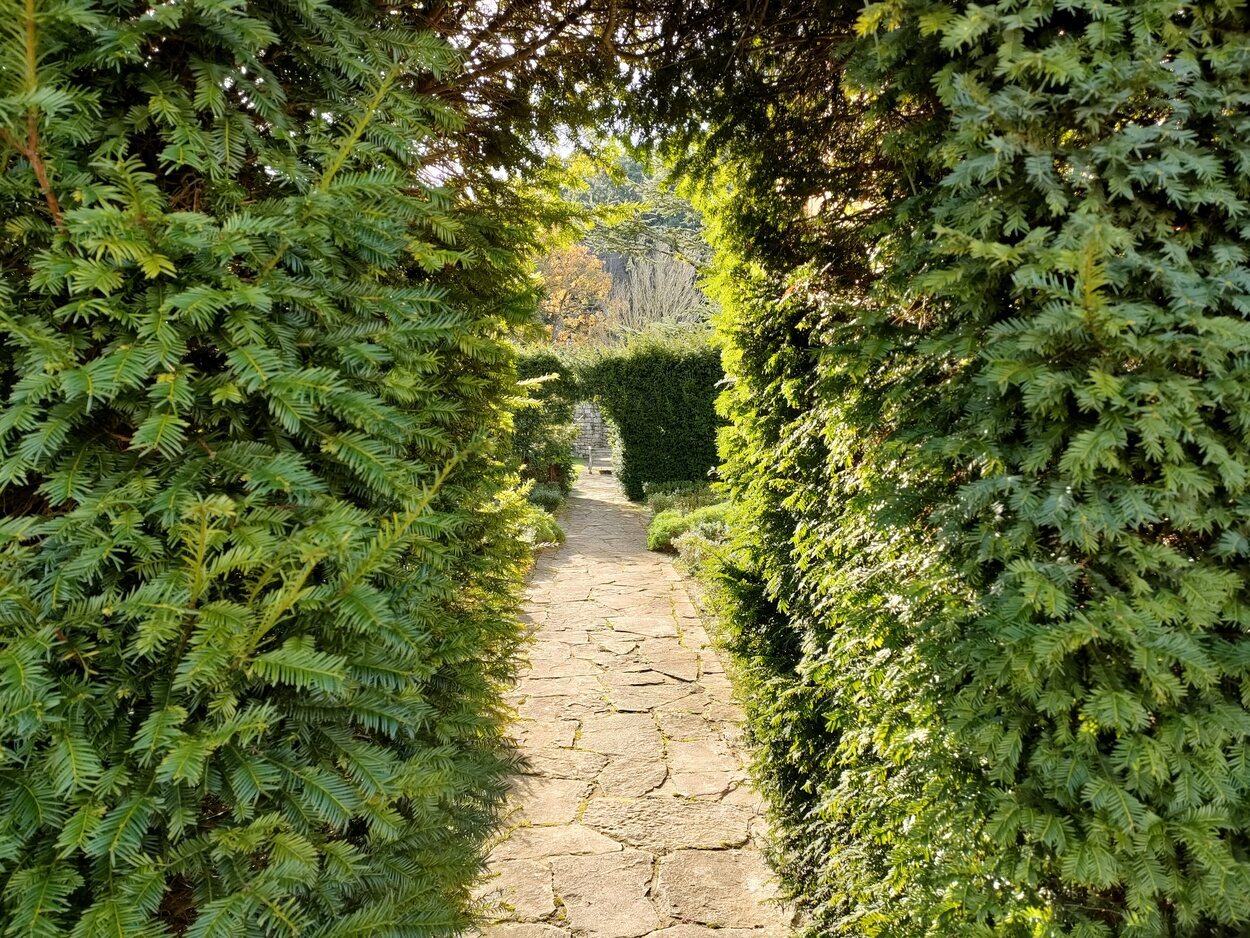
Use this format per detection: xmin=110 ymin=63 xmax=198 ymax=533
xmin=48 ymin=731 xmax=103 ymax=796
xmin=249 ymin=637 xmax=347 ymax=692
xmin=85 ymin=797 xmax=156 ymax=865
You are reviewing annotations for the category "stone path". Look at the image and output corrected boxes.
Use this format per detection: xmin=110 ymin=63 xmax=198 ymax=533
xmin=477 ymin=472 xmax=792 ymax=938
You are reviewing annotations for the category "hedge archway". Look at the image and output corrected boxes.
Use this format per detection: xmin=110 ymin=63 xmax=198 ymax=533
xmin=516 ymin=332 xmax=723 ymax=501
xmin=578 ymin=334 xmax=722 ymax=501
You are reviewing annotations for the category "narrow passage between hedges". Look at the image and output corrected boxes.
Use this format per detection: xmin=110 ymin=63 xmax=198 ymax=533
xmin=477 ymin=471 xmax=793 ymax=938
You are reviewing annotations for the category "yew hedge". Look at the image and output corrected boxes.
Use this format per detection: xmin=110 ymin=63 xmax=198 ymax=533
xmin=579 ymin=330 xmax=722 ymax=500
xmin=648 ymin=1 xmax=1250 ymax=935
xmin=0 ymin=3 xmax=534 ymax=934
xmin=513 ymin=348 xmax=578 ymax=498
xmin=512 ymin=331 xmax=722 ymax=502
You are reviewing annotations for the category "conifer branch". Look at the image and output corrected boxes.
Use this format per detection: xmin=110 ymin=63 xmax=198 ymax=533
xmin=242 ymin=552 xmax=324 ymax=657
xmin=14 ymin=0 xmax=62 ymax=227
xmin=316 ymin=68 xmax=403 ymax=194
xmin=255 ymin=67 xmax=404 ymax=281
xmin=335 ymin=440 xmax=479 ymax=597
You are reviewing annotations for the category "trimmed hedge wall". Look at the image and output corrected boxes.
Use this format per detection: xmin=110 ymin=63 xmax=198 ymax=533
xmin=512 ymin=332 xmax=722 ymax=502
xmin=681 ymin=3 xmax=1250 ymax=937
xmin=580 ymin=332 xmax=722 ymax=501
xmin=0 ymin=6 xmax=532 ymax=933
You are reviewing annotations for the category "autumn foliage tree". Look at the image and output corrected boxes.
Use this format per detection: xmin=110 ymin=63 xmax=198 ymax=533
xmin=535 ymin=243 xmax=613 ymax=344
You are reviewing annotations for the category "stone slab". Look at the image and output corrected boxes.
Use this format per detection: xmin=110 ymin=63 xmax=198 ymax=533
xmin=550 ymin=849 xmax=659 ymax=937
xmin=490 ymin=823 xmax=622 ymax=862
xmin=477 ymin=859 xmax=555 ymax=921
xmin=581 ymin=798 xmax=752 ymax=852
xmin=655 ymin=849 xmax=782 ymax=927
xmin=511 ymin=776 xmax=593 ymax=825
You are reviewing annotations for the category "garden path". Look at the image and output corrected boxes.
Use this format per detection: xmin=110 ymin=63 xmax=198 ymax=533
xmin=477 ymin=471 xmax=793 ymax=938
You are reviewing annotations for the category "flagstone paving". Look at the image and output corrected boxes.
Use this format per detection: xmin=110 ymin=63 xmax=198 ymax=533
xmin=476 ymin=471 xmax=793 ymax=938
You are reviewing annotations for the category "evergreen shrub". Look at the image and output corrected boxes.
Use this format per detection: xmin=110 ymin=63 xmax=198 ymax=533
xmin=525 ymin=482 xmax=566 ymax=513
xmin=579 ymin=329 xmax=721 ymax=500
xmin=0 ymin=3 xmax=531 ymax=933
xmin=520 ymin=508 xmax=565 ymax=549
xmin=646 ymin=503 xmax=729 ymax=553
xmin=642 ymin=480 xmax=719 ymax=514
xmin=513 ymin=348 xmax=578 ymax=497
xmin=682 ymin=1 xmax=1250 ymax=935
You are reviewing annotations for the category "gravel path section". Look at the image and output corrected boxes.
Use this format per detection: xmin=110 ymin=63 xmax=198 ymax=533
xmin=476 ymin=471 xmax=793 ymax=938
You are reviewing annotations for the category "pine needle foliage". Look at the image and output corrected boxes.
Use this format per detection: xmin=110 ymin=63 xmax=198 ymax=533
xmin=0 ymin=1 xmax=532 ymax=934
xmin=642 ymin=1 xmax=1250 ymax=935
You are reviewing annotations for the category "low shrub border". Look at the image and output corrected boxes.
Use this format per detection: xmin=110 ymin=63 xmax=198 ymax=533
xmin=647 ymin=503 xmax=730 ymax=552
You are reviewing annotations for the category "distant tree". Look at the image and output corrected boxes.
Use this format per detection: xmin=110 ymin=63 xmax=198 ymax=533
xmin=536 ymin=243 xmax=613 ymax=344
xmin=606 ymin=251 xmax=712 ymax=334
xmin=547 ymin=155 xmax=718 ymax=342
xmin=580 ymin=160 xmax=712 ymax=268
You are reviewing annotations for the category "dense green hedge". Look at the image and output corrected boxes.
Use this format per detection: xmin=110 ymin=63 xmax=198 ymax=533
xmin=0 ymin=4 xmax=532 ymax=933
xmin=510 ymin=332 xmax=722 ymax=502
xmin=580 ymin=331 xmax=722 ymax=500
xmin=513 ymin=348 xmax=579 ymax=497
xmin=668 ymin=2 xmax=1250 ymax=936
